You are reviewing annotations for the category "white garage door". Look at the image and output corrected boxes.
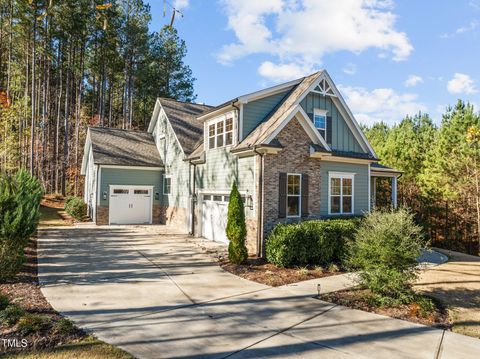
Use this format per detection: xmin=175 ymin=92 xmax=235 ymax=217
xmin=109 ymin=186 xmax=152 ymax=225
xmin=201 ymin=194 xmax=229 ymax=243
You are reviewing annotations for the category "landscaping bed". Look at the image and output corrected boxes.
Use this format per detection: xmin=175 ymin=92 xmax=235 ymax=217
xmin=1 ymin=200 xmax=130 ymax=357
xmin=320 ymin=288 xmax=451 ymax=328
xmin=0 ymin=237 xmax=85 ymax=355
xmin=221 ymin=258 xmax=341 ymax=287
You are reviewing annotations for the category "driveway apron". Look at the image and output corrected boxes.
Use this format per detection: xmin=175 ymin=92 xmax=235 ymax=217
xmin=38 ymin=226 xmax=480 ymax=359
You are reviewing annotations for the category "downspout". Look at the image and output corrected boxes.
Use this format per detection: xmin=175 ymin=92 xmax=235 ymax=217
xmin=253 ymin=146 xmax=264 ymax=258
xmin=190 ymin=162 xmax=197 ymax=235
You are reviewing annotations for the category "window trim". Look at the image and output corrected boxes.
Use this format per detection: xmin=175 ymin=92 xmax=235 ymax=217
xmin=163 ymin=176 xmax=172 ymax=195
xmin=207 ymin=114 xmax=235 ymax=150
xmin=313 ymin=108 xmax=328 ymax=138
xmin=328 ymin=172 xmax=355 ymax=215
xmin=286 ymin=173 xmax=302 ymax=218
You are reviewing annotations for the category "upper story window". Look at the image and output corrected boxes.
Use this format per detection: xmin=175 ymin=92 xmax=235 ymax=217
xmin=314 ymin=109 xmax=327 ymax=138
xmin=208 ymin=117 xmax=234 ymax=149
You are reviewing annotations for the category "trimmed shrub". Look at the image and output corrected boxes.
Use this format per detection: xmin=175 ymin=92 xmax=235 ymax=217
xmin=347 ymin=208 xmax=425 ymax=302
xmin=64 ymin=196 xmax=86 ymax=221
xmin=0 ymin=170 xmax=42 ymax=280
xmin=265 ymin=219 xmax=358 ymax=268
xmin=0 ymin=304 xmax=25 ymax=326
xmin=226 ymin=182 xmax=248 ymax=264
xmin=17 ymin=313 xmax=51 ymax=335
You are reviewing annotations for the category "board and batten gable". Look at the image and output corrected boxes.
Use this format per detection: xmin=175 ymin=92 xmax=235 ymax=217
xmin=320 ymin=161 xmax=369 ymax=216
xmin=300 ymin=93 xmax=364 ymax=153
xmin=153 ymin=109 xmax=191 ymax=209
xmin=98 ymin=167 xmax=162 ymax=207
xmin=242 ymin=90 xmax=291 ymax=139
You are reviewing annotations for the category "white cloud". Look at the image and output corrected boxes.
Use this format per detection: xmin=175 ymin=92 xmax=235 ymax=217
xmin=342 ymin=63 xmax=357 ymax=75
xmin=258 ymin=61 xmax=312 ymax=82
xmin=339 ymin=85 xmax=427 ymax=125
xmin=447 ymin=73 xmax=477 ymax=94
xmin=174 ymin=0 xmax=189 ymax=10
xmin=441 ymin=20 xmax=479 ymax=38
xmin=218 ymin=0 xmax=413 ymax=82
xmin=404 ymin=74 xmax=423 ymax=87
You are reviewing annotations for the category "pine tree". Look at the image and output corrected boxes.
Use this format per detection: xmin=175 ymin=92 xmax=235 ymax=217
xmin=226 ymin=182 xmax=248 ymax=264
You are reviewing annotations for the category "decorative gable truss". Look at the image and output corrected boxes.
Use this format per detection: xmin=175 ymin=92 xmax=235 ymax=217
xmin=312 ymin=78 xmax=336 ymax=97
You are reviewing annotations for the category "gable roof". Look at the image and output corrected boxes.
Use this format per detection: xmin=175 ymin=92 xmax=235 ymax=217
xmin=152 ymin=98 xmax=213 ymax=155
xmin=233 ymin=70 xmax=377 ymax=158
xmin=89 ymin=127 xmax=163 ymax=167
xmin=234 ymin=71 xmax=323 ymax=150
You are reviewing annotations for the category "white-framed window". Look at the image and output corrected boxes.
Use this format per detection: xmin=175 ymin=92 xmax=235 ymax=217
xmin=208 ymin=116 xmax=235 ymax=149
xmin=313 ymin=109 xmax=327 ymax=139
xmin=163 ymin=176 xmax=171 ymax=195
xmin=208 ymin=124 xmax=215 ymax=149
xmin=328 ymin=172 xmax=354 ymax=215
xmin=287 ymin=174 xmax=302 ymax=217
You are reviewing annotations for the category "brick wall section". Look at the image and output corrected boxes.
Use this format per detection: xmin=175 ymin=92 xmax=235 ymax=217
xmin=96 ymin=204 xmax=163 ymax=225
xmin=161 ymin=205 xmax=188 ymax=230
xmin=262 ymin=117 xmax=322 ymax=237
xmin=96 ymin=206 xmax=109 ymax=225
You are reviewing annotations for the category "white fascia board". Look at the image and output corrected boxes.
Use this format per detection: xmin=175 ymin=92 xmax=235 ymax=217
xmin=80 ymin=130 xmax=91 ymax=175
xmin=323 ymin=71 xmax=377 ymax=157
xmin=263 ymin=105 xmax=331 ymax=150
xmin=237 ymin=78 xmax=302 ymax=104
xmin=99 ymin=165 xmax=164 ymax=171
xmin=147 ymin=99 xmax=162 ymax=133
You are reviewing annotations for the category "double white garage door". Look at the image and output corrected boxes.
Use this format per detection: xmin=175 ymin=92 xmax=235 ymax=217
xmin=109 ymin=186 xmax=153 ymax=225
xmin=201 ymin=194 xmax=229 ymax=243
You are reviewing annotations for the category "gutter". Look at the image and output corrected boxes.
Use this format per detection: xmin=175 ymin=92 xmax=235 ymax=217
xmin=253 ymin=146 xmax=265 ymax=258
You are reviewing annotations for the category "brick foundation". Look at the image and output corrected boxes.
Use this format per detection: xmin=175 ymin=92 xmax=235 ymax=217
xmin=95 ymin=204 xmax=163 ymax=225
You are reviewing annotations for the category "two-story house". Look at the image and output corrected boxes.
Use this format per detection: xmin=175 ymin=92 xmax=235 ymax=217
xmin=81 ymin=70 xmax=400 ymax=256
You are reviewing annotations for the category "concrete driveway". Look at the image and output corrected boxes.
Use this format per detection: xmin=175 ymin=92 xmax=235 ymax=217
xmin=38 ymin=226 xmax=479 ymax=359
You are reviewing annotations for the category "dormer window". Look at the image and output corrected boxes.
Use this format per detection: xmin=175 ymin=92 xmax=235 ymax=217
xmin=208 ymin=116 xmax=234 ymax=149
xmin=314 ymin=109 xmax=327 ymax=138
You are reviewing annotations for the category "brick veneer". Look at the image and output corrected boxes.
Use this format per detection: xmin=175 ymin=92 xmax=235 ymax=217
xmin=96 ymin=204 xmax=163 ymax=225
xmin=262 ymin=116 xmax=322 ymax=237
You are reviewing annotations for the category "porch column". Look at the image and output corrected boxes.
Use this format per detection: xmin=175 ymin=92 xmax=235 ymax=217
xmin=372 ymin=177 xmax=377 ymax=209
xmin=392 ymin=176 xmax=398 ymax=208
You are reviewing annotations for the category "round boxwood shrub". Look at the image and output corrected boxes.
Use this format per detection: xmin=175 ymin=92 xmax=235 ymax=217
xmin=64 ymin=196 xmax=86 ymax=221
xmin=265 ymin=219 xmax=358 ymax=268
xmin=347 ymin=208 xmax=425 ymax=301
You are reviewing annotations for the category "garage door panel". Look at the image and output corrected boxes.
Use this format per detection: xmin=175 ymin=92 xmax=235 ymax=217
xmin=201 ymin=196 xmax=228 ymax=243
xmin=109 ymin=186 xmax=152 ymax=225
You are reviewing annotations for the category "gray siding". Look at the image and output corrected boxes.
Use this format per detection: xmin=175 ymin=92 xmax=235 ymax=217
xmin=99 ymin=168 xmax=162 ymax=206
xmin=242 ymin=90 xmax=290 ymax=138
xmin=320 ymin=161 xmax=369 ymax=216
xmin=154 ymin=111 xmax=191 ymax=209
xmin=196 ymin=147 xmax=256 ymax=218
xmin=300 ymin=93 xmax=364 ymax=153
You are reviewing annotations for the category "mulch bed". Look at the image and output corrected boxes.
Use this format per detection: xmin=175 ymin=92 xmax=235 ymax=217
xmin=0 ymin=237 xmax=87 ymax=355
xmin=220 ymin=257 xmax=341 ymax=287
xmin=320 ymin=288 xmax=451 ymax=329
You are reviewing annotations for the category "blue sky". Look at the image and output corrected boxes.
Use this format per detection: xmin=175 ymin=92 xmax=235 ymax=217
xmin=146 ymin=0 xmax=480 ymax=126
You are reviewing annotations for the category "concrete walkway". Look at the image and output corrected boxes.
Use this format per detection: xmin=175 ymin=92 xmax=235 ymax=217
xmin=37 ymin=226 xmax=480 ymax=359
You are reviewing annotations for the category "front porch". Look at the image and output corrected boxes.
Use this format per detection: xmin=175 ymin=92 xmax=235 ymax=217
xmin=370 ymin=163 xmax=401 ymax=209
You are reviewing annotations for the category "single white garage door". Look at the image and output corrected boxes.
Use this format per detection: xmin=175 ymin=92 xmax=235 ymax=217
xmin=109 ymin=186 xmax=152 ymax=225
xmin=201 ymin=194 xmax=229 ymax=243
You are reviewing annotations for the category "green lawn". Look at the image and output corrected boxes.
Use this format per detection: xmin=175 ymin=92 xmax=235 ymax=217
xmin=39 ymin=205 xmax=72 ymax=227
